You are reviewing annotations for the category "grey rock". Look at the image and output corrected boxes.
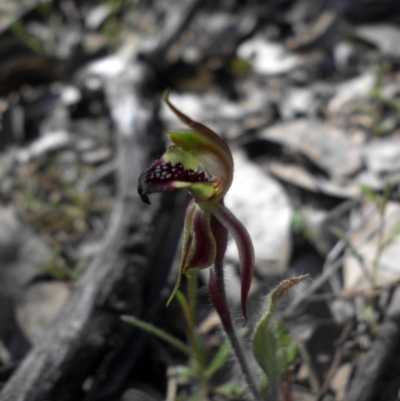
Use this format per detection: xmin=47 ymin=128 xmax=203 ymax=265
xmin=363 ymin=140 xmax=400 ymax=174
xmin=16 ymin=282 xmax=69 ymax=344
xmin=80 ymin=147 xmax=112 ymax=165
xmin=0 ymin=206 xmax=51 ymax=290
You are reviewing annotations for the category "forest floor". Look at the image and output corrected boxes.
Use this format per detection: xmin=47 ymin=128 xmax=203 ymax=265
xmin=1 ymin=1 xmax=400 ymax=401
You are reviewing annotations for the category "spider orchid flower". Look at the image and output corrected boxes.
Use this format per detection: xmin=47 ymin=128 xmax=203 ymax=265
xmin=138 ymin=92 xmax=254 ymax=323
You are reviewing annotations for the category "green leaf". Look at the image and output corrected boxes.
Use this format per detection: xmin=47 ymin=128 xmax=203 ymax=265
xmin=10 ymin=21 xmax=43 ymax=55
xmin=330 ymin=227 xmax=365 ymax=265
xmin=187 ymin=393 xmax=205 ymax=401
xmin=259 ymin=374 xmax=269 ymax=397
xmin=291 ymin=211 xmax=306 ymax=235
xmin=205 ymin=343 xmax=230 ymax=378
xmin=172 ymin=364 xmax=197 ymax=385
xmin=214 ymin=382 xmax=245 ymax=398
xmin=382 ymin=183 xmax=391 ymax=213
xmin=260 ymin=326 xmax=282 ymax=379
xmin=285 ymin=341 xmax=299 ymax=366
xmin=274 ymin=320 xmax=291 ymax=348
xmin=121 ymin=315 xmax=192 ymax=356
xmin=359 ymin=185 xmax=380 ymax=210
xmin=330 ymin=226 xmax=374 ymax=284
xmin=382 ymin=223 xmax=400 ymax=248
xmin=330 ymin=226 xmax=346 ymax=240
xmin=193 ymin=331 xmax=207 ymax=371
xmin=252 ymin=275 xmax=308 ymax=378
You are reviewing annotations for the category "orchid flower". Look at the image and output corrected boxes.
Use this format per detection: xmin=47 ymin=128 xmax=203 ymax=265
xmin=138 ymin=92 xmax=254 ymax=323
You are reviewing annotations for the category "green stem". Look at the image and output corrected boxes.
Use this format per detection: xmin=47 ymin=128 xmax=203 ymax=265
xmin=188 ymin=270 xmax=197 ymax=324
xmin=372 ymin=208 xmax=385 ymax=289
xmin=176 ymin=275 xmax=209 ymax=396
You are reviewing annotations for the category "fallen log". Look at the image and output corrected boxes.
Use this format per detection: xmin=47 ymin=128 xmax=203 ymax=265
xmin=0 ymin=1 xmax=203 ymax=399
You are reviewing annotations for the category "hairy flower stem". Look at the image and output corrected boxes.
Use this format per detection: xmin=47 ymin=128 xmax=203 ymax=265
xmin=209 ymin=267 xmax=260 ymax=400
xmin=209 ymin=215 xmax=260 ymax=400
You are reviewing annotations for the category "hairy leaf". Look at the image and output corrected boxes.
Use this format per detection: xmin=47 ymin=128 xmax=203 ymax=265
xmin=252 ymin=275 xmax=309 ymax=378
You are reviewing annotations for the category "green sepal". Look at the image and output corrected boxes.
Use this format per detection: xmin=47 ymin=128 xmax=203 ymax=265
xmin=163 ymin=145 xmax=198 ymax=171
xmin=167 ymin=204 xmax=216 ymax=306
xmin=166 ymin=201 xmax=197 ymax=307
xmin=164 ymin=91 xmax=234 ymax=203
xmin=174 ymin=182 xmax=215 ymax=202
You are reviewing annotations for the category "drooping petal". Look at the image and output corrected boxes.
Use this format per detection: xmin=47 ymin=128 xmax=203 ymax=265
xmin=164 ymin=91 xmax=234 ymax=203
xmin=208 ymin=213 xmax=233 ymax=332
xmin=209 ymin=268 xmax=233 ymax=333
xmin=138 ymin=146 xmax=215 ymax=204
xmin=167 ymin=203 xmax=216 ymax=306
xmin=211 ymin=203 xmax=254 ymax=322
xmin=210 ymin=209 xmax=229 ymax=263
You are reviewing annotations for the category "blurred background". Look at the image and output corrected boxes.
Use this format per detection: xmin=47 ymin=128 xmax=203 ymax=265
xmin=1 ymin=1 xmax=400 ymax=400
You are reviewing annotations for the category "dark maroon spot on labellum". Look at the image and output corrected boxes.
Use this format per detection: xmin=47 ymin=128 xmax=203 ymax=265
xmin=138 ymin=161 xmax=210 ymax=204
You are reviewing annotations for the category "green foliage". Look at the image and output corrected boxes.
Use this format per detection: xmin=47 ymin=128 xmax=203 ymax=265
xmin=37 ymin=247 xmax=84 ymax=281
xmin=337 ymin=184 xmax=400 ymax=306
xmin=125 ymin=275 xmax=305 ymax=399
xmin=204 ymin=343 xmax=230 ymax=378
xmin=252 ymin=275 xmax=308 ymax=398
xmin=10 ymin=20 xmax=44 ymax=55
xmin=360 ymin=62 xmax=400 ymax=136
xmin=213 ymin=382 xmax=246 ymax=398
xmin=226 ymin=57 xmax=252 ymax=78
xmin=382 ymin=223 xmax=400 ymax=248
xmin=8 ymin=2 xmax=63 ymax=57
xmin=121 ymin=315 xmax=192 ymax=356
xmin=13 ymin=157 xmax=108 ymax=247
xmin=123 ymin=271 xmax=237 ymax=400
xmin=359 ymin=184 xmax=392 ymax=289
xmin=291 ymin=211 xmax=313 ymax=241
xmin=187 ymin=393 xmax=204 ymax=401
xmin=330 ymin=226 xmax=366 ymax=269
xmin=101 ymin=0 xmax=126 ymax=45
xmin=359 ymin=185 xmax=381 ymax=211
xmin=331 ymin=185 xmax=398 ymax=291
xmin=359 ymin=184 xmax=390 ymax=214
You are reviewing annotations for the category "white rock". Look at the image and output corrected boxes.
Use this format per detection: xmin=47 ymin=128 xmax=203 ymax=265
xmin=224 ymin=152 xmax=292 ymax=274
xmin=16 ymin=131 xmax=70 ymax=163
xmin=328 ymin=71 xmax=375 ymax=114
xmin=344 ymin=200 xmax=400 ymax=295
xmin=363 ymin=140 xmax=400 ymax=174
xmin=238 ymin=38 xmax=299 ymax=76
xmin=355 ymin=24 xmax=400 ymax=59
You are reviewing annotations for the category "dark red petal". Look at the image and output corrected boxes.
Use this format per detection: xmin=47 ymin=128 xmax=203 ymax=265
xmin=211 ymin=203 xmax=254 ymax=324
xmin=209 ymin=267 xmax=233 ymax=333
xmin=208 ymin=213 xmax=232 ymax=333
